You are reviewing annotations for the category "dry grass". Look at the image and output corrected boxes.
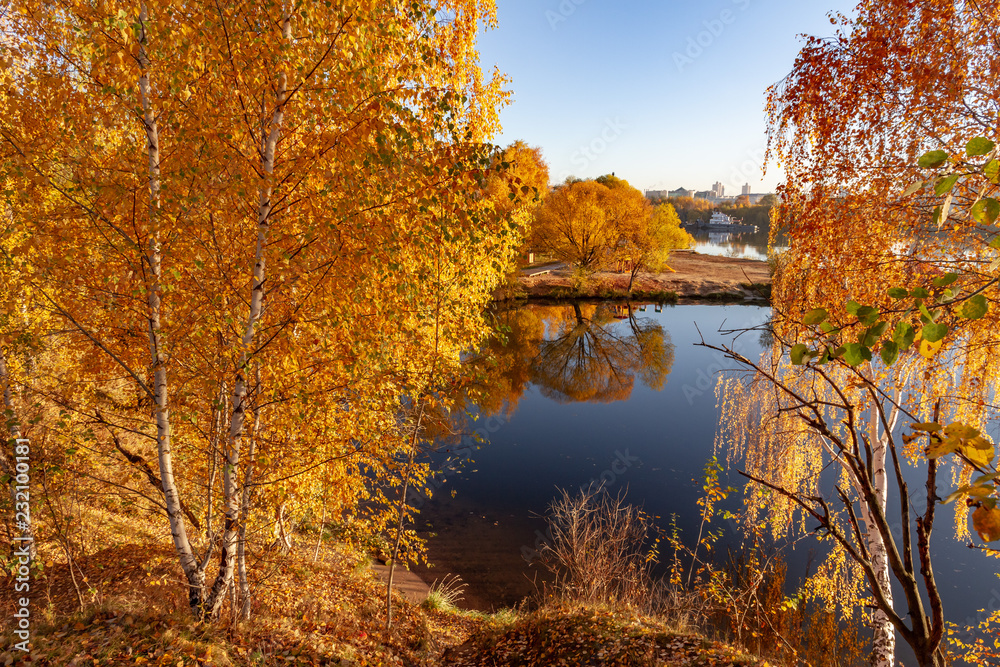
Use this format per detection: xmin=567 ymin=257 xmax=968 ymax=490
xmin=0 ymin=536 xmax=478 ymax=666
xmin=536 ymin=485 xmax=657 ymax=611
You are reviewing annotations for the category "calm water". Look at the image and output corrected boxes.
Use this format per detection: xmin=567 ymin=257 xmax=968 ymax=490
xmin=412 ymin=302 xmax=997 ymax=657
xmin=689 ymin=228 xmax=788 ymax=261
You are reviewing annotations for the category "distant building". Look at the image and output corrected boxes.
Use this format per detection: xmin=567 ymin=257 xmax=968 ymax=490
xmin=651 ymin=184 xmax=770 ymax=204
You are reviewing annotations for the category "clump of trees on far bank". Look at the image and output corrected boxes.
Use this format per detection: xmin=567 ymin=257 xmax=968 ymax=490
xmin=530 ymin=175 xmax=693 ymax=287
xmin=651 ymin=195 xmax=778 ymax=229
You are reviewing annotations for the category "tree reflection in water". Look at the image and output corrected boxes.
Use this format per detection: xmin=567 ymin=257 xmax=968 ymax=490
xmin=472 ymin=303 xmax=674 ymax=414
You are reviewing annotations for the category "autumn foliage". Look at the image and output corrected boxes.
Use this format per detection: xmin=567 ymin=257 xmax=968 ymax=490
xmin=712 ymin=1 xmax=1000 ymax=665
xmin=531 ymin=176 xmax=691 ymax=279
xmin=0 ymin=0 xmax=524 ymax=621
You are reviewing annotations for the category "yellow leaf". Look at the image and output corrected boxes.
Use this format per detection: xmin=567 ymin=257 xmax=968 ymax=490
xmin=912 ymin=422 xmax=943 ymax=432
xmin=965 ymin=438 xmax=996 ymax=468
xmin=919 ymin=338 xmax=943 ymax=358
xmin=973 ymin=505 xmax=1000 ymax=542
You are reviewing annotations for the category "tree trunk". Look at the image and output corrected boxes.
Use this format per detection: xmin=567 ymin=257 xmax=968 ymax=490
xmin=137 ymin=3 xmax=205 ymax=612
xmin=628 ymin=265 xmax=639 ymax=292
xmin=385 ymin=405 xmax=425 ymax=633
xmin=203 ymin=5 xmax=292 ymax=620
xmin=866 ymin=407 xmax=895 ymax=667
xmin=237 ymin=367 xmax=260 ymax=622
xmin=866 ymin=471 xmax=895 ymax=667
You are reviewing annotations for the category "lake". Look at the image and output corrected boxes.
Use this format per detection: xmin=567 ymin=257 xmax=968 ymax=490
xmin=689 ymin=228 xmax=785 ymax=261
xmin=410 ymin=301 xmax=998 ymax=660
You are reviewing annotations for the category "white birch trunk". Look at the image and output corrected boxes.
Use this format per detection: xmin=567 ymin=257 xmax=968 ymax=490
xmin=815 ymin=378 xmax=898 ymax=666
xmin=204 ymin=6 xmax=292 ymax=618
xmin=137 ymin=4 xmax=205 ymax=611
xmin=237 ymin=366 xmax=260 ymax=621
xmin=864 ymin=397 xmax=897 ymax=667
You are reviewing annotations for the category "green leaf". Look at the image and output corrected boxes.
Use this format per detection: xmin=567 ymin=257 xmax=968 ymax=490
xmin=880 ymin=341 xmax=899 ymax=366
xmin=887 ymin=287 xmax=909 ymax=299
xmin=901 ymin=181 xmax=923 ymax=197
xmin=918 ymin=149 xmax=948 ymax=168
xmin=959 ymin=293 xmax=989 ymax=320
xmin=967 ymin=137 xmax=996 ymax=157
xmin=990 ymin=235 xmax=1000 ymax=250
xmin=919 ymin=302 xmax=936 ymax=323
xmin=921 ymin=322 xmax=949 ymax=342
xmin=972 ymin=198 xmax=1000 ymax=225
xmin=802 ymin=308 xmax=829 ymax=326
xmin=855 ymin=305 xmax=880 ymax=326
xmin=944 ymin=485 xmax=973 ymax=504
xmin=935 ymin=174 xmax=961 ymax=195
xmin=790 ymin=343 xmax=809 ymax=366
xmin=893 ymin=322 xmax=915 ymax=350
xmin=932 ymin=272 xmax=959 ymax=287
xmin=845 ymin=300 xmax=861 ymax=316
xmin=842 ymin=343 xmax=872 ymax=367
xmin=910 ymin=287 xmax=930 ymax=299
xmin=819 ymin=322 xmax=840 ymax=334
xmin=986 ymin=159 xmax=1000 ymax=184
xmin=862 ymin=320 xmax=889 ymax=347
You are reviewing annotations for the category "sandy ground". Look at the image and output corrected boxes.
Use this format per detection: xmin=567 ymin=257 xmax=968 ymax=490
xmin=516 ymin=251 xmax=770 ymax=301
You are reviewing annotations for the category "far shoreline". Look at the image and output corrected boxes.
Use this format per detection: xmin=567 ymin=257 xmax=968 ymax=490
xmin=497 ymin=250 xmax=772 ymax=305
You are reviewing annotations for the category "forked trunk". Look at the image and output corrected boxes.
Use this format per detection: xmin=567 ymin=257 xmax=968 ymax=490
xmin=202 ymin=4 xmax=292 ymax=620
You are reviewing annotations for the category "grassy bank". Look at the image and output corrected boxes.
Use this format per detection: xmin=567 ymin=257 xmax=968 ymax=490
xmin=0 ymin=540 xmax=767 ymax=667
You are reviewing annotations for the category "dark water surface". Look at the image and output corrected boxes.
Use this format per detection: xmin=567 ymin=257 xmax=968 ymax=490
xmin=411 ymin=302 xmax=998 ymax=653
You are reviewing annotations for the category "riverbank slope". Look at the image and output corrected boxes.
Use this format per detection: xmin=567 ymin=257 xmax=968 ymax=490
xmin=506 ymin=251 xmax=771 ymax=303
xmin=0 ymin=537 xmax=766 ymax=667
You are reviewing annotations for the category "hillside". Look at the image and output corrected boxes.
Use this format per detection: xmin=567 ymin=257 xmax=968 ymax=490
xmin=0 ymin=538 xmax=766 ymax=667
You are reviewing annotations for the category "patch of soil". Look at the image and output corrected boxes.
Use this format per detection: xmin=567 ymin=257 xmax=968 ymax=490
xmin=515 ymin=252 xmax=770 ymax=302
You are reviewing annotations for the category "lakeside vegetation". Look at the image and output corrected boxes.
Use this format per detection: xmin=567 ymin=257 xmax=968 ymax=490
xmin=3 ymin=0 xmax=1000 ymax=665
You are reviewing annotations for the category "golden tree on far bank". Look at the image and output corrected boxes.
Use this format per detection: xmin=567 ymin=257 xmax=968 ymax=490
xmin=531 ymin=176 xmax=691 ymax=285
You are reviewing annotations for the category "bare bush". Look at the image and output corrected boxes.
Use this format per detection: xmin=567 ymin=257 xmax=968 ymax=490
xmin=539 ymin=485 xmax=655 ymax=609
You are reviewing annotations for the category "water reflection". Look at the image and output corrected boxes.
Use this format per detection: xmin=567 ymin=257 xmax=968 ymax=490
xmin=412 ymin=303 xmax=998 ymax=658
xmin=690 ymin=228 xmax=783 ymax=261
xmin=414 ymin=304 xmax=760 ymax=611
xmin=475 ymin=303 xmax=674 ymax=414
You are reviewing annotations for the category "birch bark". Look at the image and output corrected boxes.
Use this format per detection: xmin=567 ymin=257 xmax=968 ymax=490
xmin=237 ymin=366 xmax=260 ymax=621
xmin=867 ymin=404 xmax=896 ymax=667
xmin=203 ymin=5 xmax=292 ymax=618
xmin=137 ymin=3 xmax=205 ymax=611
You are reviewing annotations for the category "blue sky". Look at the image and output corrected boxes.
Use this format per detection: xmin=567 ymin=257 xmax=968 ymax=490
xmin=476 ymin=0 xmax=859 ymax=194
